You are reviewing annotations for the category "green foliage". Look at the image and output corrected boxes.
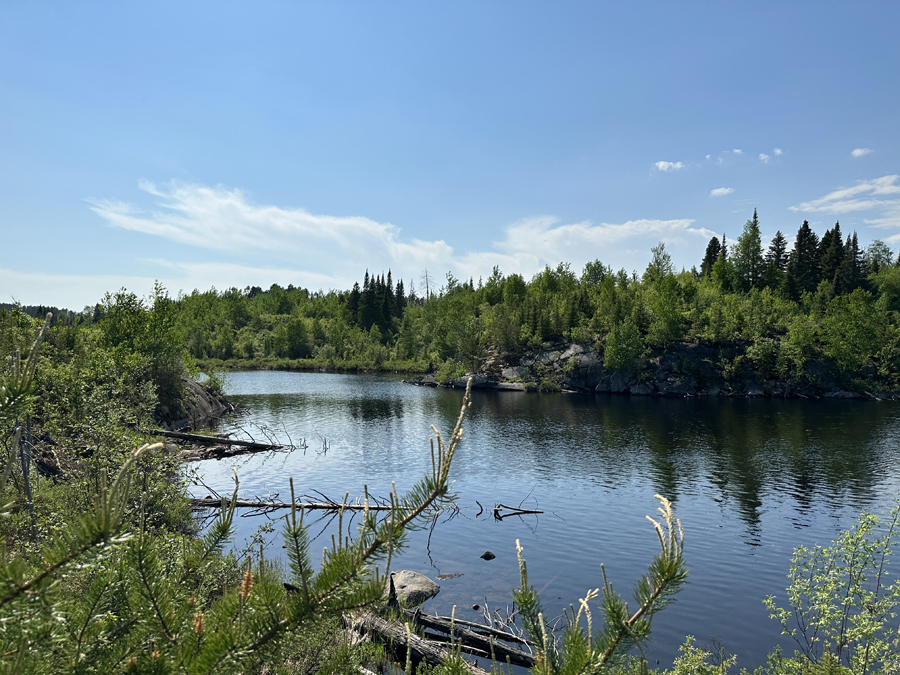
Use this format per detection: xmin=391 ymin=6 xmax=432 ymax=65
xmin=434 ymin=359 xmax=467 ymax=384
xmin=604 ymin=319 xmax=644 ymax=371
xmin=819 ymin=291 xmax=889 ymax=371
xmin=764 ymin=498 xmax=900 ymax=675
xmin=668 ymin=636 xmax=737 ymax=675
xmin=733 ymin=210 xmax=765 ymax=291
xmin=512 ymin=495 xmax=687 ymax=673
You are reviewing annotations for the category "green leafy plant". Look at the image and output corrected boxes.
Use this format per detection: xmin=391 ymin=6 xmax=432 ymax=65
xmin=512 ymin=495 xmax=687 ymax=673
xmin=764 ymin=498 xmax=900 ymax=675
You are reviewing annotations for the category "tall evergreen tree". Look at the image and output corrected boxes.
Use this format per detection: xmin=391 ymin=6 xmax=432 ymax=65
xmin=348 ymin=282 xmax=361 ymax=325
xmin=701 ymin=236 xmax=722 ymax=277
xmin=834 ymin=232 xmax=866 ymax=294
xmin=394 ymin=278 xmax=406 ymax=315
xmin=763 ymin=230 xmax=789 ymax=288
xmin=819 ymin=222 xmax=845 ymax=285
xmin=765 ymin=230 xmax=788 ymax=270
xmin=732 ymin=209 xmax=765 ymax=291
xmin=784 ymin=221 xmax=821 ymax=301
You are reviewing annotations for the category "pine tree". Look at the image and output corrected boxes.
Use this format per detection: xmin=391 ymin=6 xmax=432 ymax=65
xmin=701 ymin=236 xmax=722 ymax=277
xmin=394 ymin=278 xmax=406 ymax=316
xmin=764 ymin=230 xmax=789 ymax=288
xmin=732 ymin=209 xmax=765 ymax=291
xmin=834 ymin=232 xmax=866 ymax=294
xmin=348 ymin=282 xmax=361 ymax=325
xmin=784 ymin=221 xmax=820 ymax=301
xmin=819 ymin=222 xmax=844 ymax=286
xmin=765 ymin=230 xmax=788 ymax=270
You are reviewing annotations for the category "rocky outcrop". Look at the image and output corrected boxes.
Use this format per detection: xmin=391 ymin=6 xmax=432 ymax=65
xmin=156 ymin=379 xmax=234 ymax=430
xmin=411 ymin=340 xmax=896 ymax=400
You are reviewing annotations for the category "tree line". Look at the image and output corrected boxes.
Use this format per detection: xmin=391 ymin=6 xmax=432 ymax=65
xmin=116 ymin=210 xmax=896 ymax=390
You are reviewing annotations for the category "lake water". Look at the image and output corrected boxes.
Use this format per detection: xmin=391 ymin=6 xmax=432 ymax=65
xmin=190 ymin=370 xmax=900 ymax=669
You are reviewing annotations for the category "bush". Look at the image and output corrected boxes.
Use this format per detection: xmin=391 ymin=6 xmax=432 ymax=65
xmin=764 ymin=498 xmax=900 ymax=674
xmin=604 ymin=319 xmax=644 ymax=371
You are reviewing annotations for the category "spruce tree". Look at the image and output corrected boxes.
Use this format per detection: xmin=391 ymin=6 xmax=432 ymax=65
xmin=701 ymin=236 xmax=722 ymax=277
xmin=834 ymin=232 xmax=866 ymax=294
xmin=348 ymin=282 xmax=361 ymax=325
xmin=784 ymin=221 xmax=821 ymax=301
xmin=764 ymin=230 xmax=789 ymax=288
xmin=765 ymin=230 xmax=788 ymax=270
xmin=819 ymin=222 xmax=844 ymax=286
xmin=733 ymin=209 xmax=765 ymax=291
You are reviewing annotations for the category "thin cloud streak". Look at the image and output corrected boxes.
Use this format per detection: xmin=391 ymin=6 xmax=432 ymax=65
xmin=791 ymin=175 xmax=900 ymax=234
xmin=83 ymin=180 xmax=713 ymax=302
xmin=851 ymin=148 xmax=872 ymax=158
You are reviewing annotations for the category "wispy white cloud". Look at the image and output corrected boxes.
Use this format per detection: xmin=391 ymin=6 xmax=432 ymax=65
xmin=83 ymin=180 xmax=711 ymax=302
xmin=709 ymin=187 xmax=735 ymax=197
xmin=759 ymin=153 xmax=770 ymax=163
xmin=705 ymin=154 xmax=711 ymax=160
xmin=791 ymin=175 xmax=900 ymax=236
xmin=655 ymin=161 xmax=684 ymax=172
xmin=732 ymin=149 xmax=743 ymax=155
xmin=790 ymin=175 xmax=900 ymax=214
xmin=851 ymin=147 xmax=872 ymax=158
xmin=773 ymin=148 xmax=783 ymax=155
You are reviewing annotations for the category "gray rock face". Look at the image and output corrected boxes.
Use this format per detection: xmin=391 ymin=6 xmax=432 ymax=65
xmin=424 ymin=338 xmax=898 ymax=400
xmin=609 ymin=371 xmax=634 ymax=393
xmin=630 ymin=382 xmax=655 ymax=396
xmin=452 ymin=373 xmax=497 ymax=389
xmin=501 ymin=366 xmax=525 ymax=380
xmin=161 ymin=378 xmax=233 ymax=430
xmin=497 ymin=382 xmax=529 ymax=391
xmin=824 ymin=390 xmax=864 ymax=399
xmin=391 ymin=570 xmax=440 ymax=607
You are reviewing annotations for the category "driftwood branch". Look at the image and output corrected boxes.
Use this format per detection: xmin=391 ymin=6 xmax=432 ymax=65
xmin=145 ymin=428 xmax=283 ymax=450
xmin=493 ymin=503 xmax=543 ymax=520
xmin=346 ymin=612 xmax=489 ymax=675
xmin=404 ymin=609 xmax=536 ymax=668
xmin=190 ymin=497 xmax=390 ymax=511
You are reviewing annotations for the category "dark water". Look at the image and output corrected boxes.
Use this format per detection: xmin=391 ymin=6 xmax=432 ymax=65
xmin=191 ymin=371 xmax=900 ymax=668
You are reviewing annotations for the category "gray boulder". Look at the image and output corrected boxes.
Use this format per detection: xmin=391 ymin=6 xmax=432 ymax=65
xmin=390 ymin=570 xmax=440 ymax=607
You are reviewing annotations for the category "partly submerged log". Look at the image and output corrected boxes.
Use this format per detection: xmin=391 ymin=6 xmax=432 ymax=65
xmin=346 ymin=612 xmax=490 ymax=675
xmin=404 ymin=609 xmax=536 ymax=668
xmin=190 ymin=497 xmax=390 ymax=511
xmin=146 ymin=428 xmax=283 ymax=450
xmin=175 ymin=444 xmax=284 ymax=462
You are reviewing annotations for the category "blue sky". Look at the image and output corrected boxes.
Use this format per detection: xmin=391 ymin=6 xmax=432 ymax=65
xmin=2 ymin=2 xmax=899 ymax=310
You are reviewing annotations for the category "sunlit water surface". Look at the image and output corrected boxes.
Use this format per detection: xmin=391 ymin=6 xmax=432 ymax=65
xmin=189 ymin=371 xmax=900 ymax=668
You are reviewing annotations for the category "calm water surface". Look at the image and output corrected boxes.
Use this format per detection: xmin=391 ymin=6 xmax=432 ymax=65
xmin=191 ymin=371 xmax=900 ymax=668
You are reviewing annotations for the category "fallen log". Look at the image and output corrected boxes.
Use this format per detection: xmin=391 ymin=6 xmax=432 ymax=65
xmin=404 ymin=609 xmax=536 ymax=668
xmin=145 ymin=428 xmax=283 ymax=450
xmin=346 ymin=612 xmax=489 ymax=675
xmin=190 ymin=497 xmax=390 ymax=511
xmin=176 ymin=444 xmax=284 ymax=462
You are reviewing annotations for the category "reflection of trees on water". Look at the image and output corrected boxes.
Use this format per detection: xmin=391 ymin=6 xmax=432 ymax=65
xmin=234 ymin=381 xmax=900 ymax=544
xmin=456 ymin=390 xmax=900 ymax=542
xmin=346 ymin=396 xmax=404 ymax=421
